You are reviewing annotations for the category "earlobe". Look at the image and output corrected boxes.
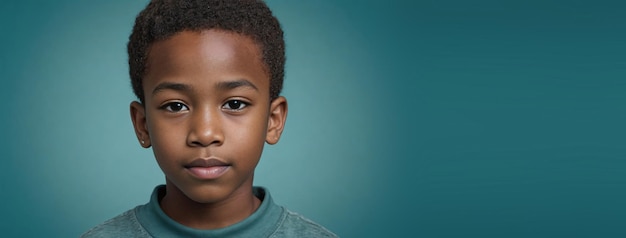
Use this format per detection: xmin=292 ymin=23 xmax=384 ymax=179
xmin=130 ymin=101 xmax=151 ymax=148
xmin=266 ymin=96 xmax=288 ymax=145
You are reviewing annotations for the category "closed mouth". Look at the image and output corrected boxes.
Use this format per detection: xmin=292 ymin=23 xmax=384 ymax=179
xmin=184 ymin=158 xmax=231 ymax=179
xmin=185 ymin=158 xmax=230 ymax=168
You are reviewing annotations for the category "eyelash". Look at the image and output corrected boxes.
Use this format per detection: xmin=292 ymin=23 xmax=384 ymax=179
xmin=158 ymin=100 xmax=249 ymax=113
xmin=222 ymin=100 xmax=249 ymax=111
xmin=160 ymin=102 xmax=189 ymax=112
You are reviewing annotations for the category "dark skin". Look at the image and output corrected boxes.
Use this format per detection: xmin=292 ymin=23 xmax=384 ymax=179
xmin=130 ymin=29 xmax=288 ymax=229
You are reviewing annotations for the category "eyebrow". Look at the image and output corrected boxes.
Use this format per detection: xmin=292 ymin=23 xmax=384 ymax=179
xmin=216 ymin=79 xmax=258 ymax=91
xmin=152 ymin=82 xmax=192 ymax=96
xmin=151 ymin=79 xmax=258 ymax=96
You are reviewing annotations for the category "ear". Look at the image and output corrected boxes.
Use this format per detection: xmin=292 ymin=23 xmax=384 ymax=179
xmin=130 ymin=101 xmax=151 ymax=148
xmin=266 ymin=96 xmax=288 ymax=145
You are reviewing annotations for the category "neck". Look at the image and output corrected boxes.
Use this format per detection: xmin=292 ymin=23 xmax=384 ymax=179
xmin=159 ymin=181 xmax=261 ymax=229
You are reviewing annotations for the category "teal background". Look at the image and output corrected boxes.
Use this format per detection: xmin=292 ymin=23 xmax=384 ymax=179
xmin=1 ymin=0 xmax=625 ymax=237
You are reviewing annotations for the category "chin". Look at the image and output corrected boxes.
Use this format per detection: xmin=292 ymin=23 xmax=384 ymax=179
xmin=180 ymin=183 xmax=238 ymax=204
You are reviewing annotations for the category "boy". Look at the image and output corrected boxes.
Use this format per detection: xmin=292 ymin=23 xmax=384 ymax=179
xmin=81 ymin=0 xmax=337 ymax=237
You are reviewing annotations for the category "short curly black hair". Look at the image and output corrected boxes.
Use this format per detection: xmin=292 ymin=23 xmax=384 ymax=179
xmin=128 ymin=0 xmax=285 ymax=103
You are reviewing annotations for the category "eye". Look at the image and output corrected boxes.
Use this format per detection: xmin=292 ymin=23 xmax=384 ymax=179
xmin=222 ymin=100 xmax=248 ymax=111
xmin=160 ymin=102 xmax=189 ymax=112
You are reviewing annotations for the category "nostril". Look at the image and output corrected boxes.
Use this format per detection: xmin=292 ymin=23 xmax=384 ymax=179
xmin=187 ymin=124 xmax=224 ymax=147
xmin=189 ymin=138 xmax=222 ymax=147
xmin=191 ymin=141 xmax=204 ymax=147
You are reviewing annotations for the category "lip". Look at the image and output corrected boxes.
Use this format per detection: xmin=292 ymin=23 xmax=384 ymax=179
xmin=184 ymin=158 xmax=231 ymax=180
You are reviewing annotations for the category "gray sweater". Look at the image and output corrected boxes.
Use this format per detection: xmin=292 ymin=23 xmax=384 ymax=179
xmin=81 ymin=186 xmax=338 ymax=238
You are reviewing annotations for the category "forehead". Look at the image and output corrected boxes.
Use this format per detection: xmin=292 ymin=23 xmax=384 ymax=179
xmin=144 ymin=29 xmax=269 ymax=94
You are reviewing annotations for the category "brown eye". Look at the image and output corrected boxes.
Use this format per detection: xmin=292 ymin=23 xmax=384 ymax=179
xmin=161 ymin=102 xmax=188 ymax=112
xmin=223 ymin=100 xmax=247 ymax=110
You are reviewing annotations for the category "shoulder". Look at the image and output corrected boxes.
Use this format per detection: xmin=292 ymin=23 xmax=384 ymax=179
xmin=271 ymin=209 xmax=339 ymax=238
xmin=80 ymin=208 xmax=151 ymax=238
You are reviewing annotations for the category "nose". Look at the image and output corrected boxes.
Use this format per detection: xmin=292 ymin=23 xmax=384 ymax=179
xmin=186 ymin=108 xmax=224 ymax=147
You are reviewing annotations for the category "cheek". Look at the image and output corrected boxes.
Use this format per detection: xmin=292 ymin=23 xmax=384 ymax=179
xmin=226 ymin=113 xmax=268 ymax=150
xmin=147 ymin=116 xmax=186 ymax=159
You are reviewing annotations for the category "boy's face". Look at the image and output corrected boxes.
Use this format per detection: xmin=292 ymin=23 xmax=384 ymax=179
xmin=130 ymin=30 xmax=287 ymax=204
